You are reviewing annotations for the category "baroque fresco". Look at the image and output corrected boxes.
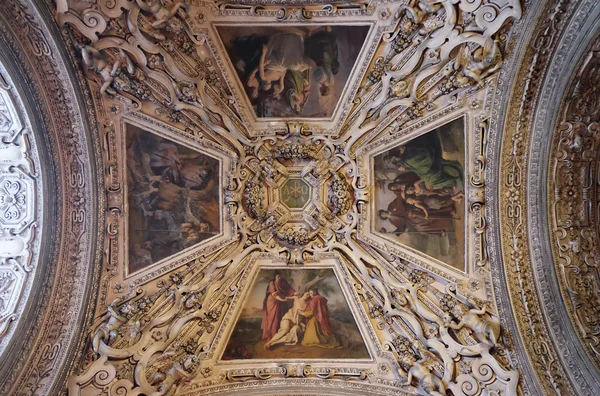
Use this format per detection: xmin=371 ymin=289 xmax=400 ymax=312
xmin=222 ymin=268 xmax=369 ymax=360
xmin=216 ymin=25 xmax=369 ymax=118
xmin=54 ymin=0 xmax=532 ymax=394
xmin=126 ymin=125 xmax=220 ymax=273
xmin=374 ymin=118 xmax=466 ymax=270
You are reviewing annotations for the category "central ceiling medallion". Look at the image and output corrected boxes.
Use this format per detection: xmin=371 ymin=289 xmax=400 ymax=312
xmin=281 ymin=178 xmax=311 ymax=209
xmin=240 ymin=136 xmax=353 ymax=262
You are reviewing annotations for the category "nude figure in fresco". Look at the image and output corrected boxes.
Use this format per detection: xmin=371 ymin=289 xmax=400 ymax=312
xmin=264 ymin=292 xmax=311 ymax=349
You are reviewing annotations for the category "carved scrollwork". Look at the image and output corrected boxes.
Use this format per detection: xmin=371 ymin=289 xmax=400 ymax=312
xmin=0 ymin=65 xmax=41 ymax=350
xmin=342 ymin=0 xmax=521 ymax=152
xmin=57 ymin=0 xmax=523 ymax=394
xmin=549 ymin=35 xmax=600 ymax=368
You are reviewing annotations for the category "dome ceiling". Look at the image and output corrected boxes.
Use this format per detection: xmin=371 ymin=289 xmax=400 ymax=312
xmin=58 ymin=0 xmax=524 ymax=394
xmin=1 ymin=0 xmax=598 ymax=395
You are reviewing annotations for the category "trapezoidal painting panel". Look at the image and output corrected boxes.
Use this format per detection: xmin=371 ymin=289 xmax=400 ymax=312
xmin=125 ymin=124 xmax=221 ymax=273
xmin=222 ymin=268 xmax=369 ymax=360
xmin=374 ymin=117 xmax=466 ymax=270
xmin=215 ymin=24 xmax=369 ymax=119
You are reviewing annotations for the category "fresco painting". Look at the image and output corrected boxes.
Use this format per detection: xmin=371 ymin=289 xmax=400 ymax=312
xmin=217 ymin=25 xmax=369 ymax=118
xmin=126 ymin=125 xmax=220 ymax=273
xmin=222 ymin=268 xmax=369 ymax=360
xmin=374 ymin=118 xmax=466 ymax=270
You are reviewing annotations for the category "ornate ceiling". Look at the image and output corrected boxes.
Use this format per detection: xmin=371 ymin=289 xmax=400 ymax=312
xmin=0 ymin=0 xmax=599 ymax=395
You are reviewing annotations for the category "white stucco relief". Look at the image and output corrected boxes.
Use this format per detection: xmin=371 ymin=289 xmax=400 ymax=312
xmin=0 ymin=63 xmax=42 ymax=357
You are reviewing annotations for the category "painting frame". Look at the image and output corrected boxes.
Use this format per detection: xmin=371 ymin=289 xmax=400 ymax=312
xmin=372 ymin=117 xmax=467 ymax=271
xmin=213 ymin=255 xmax=379 ymax=365
xmin=365 ymin=113 xmax=470 ymax=275
xmin=214 ymin=24 xmax=370 ymax=120
xmin=354 ymin=85 xmax=496 ymax=281
xmin=207 ymin=20 xmax=378 ymax=136
xmin=117 ymin=113 xmax=237 ymax=284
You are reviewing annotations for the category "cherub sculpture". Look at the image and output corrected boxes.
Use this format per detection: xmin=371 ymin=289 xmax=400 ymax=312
xmin=136 ymin=0 xmax=187 ymax=29
xmin=399 ymin=352 xmax=446 ymax=396
xmin=81 ymin=45 xmax=120 ymax=95
xmin=92 ymin=300 xmax=129 ymax=352
xmin=149 ymin=355 xmax=198 ymax=396
xmin=446 ymin=302 xmax=501 ymax=348
xmin=455 ymin=39 xmax=503 ymax=85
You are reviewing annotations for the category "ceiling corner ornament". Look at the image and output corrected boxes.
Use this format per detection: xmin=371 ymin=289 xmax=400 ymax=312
xmin=549 ymin=32 xmax=600 ymax=370
xmin=0 ymin=62 xmax=42 ymax=357
xmin=56 ymin=0 xmax=524 ymax=394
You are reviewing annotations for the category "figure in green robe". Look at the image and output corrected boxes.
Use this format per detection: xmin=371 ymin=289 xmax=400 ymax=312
xmin=384 ymin=132 xmax=463 ymax=190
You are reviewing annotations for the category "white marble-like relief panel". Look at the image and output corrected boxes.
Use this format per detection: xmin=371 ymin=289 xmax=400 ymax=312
xmin=0 ymin=63 xmax=42 ymax=357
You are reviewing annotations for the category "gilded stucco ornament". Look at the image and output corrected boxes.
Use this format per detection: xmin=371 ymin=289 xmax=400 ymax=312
xmin=495 ymin=0 xmax=600 ymax=393
xmin=56 ymin=0 xmax=526 ymax=395
xmin=548 ymin=31 xmax=600 ymax=370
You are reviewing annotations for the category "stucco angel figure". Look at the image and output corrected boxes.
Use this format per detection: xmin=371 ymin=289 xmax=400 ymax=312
xmin=92 ymin=298 xmax=132 ymax=352
xmin=405 ymin=0 xmax=443 ymax=26
xmin=81 ymin=45 xmax=121 ymax=96
xmin=455 ymin=39 xmax=503 ymax=85
xmin=149 ymin=354 xmax=198 ymax=396
xmin=445 ymin=302 xmax=501 ymax=347
xmin=136 ymin=0 xmax=187 ymax=29
xmin=81 ymin=46 xmax=136 ymax=96
xmin=412 ymin=338 xmax=447 ymax=378
xmin=399 ymin=352 xmax=446 ymax=396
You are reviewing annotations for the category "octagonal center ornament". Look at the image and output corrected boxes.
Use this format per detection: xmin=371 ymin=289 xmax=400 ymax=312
xmin=238 ymin=137 xmax=355 ymax=261
xmin=281 ymin=179 xmax=311 ymax=209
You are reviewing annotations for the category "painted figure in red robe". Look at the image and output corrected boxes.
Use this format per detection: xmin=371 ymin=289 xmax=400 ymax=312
xmin=261 ymin=273 xmax=295 ymax=340
xmin=307 ymin=289 xmax=333 ymax=334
